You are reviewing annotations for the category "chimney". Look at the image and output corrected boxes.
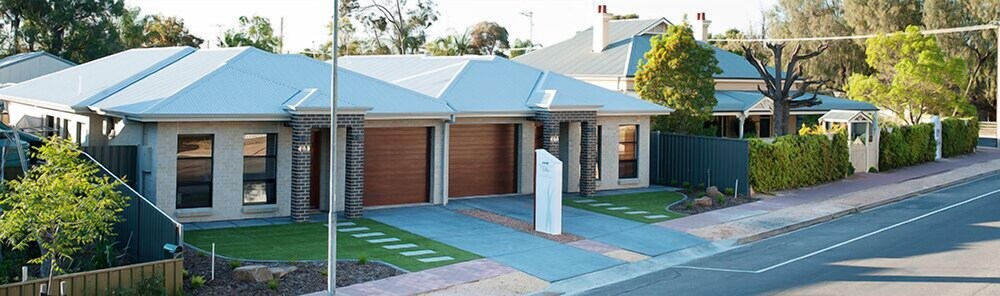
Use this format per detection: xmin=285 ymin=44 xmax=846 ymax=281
xmin=694 ymin=12 xmax=712 ymax=42
xmin=593 ymin=5 xmax=611 ymax=53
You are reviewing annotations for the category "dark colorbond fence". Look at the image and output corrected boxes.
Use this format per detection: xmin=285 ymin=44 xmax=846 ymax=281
xmin=81 ymin=146 xmax=183 ymax=263
xmin=650 ymin=132 xmax=750 ymax=195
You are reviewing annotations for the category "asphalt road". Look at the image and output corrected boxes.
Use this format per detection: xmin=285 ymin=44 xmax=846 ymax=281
xmin=586 ymin=173 xmax=1000 ymax=296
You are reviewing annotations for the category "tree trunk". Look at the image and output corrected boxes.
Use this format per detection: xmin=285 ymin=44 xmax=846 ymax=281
xmin=48 ymin=26 xmax=65 ymax=56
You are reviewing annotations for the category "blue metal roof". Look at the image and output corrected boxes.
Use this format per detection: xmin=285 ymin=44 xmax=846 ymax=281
xmin=0 ymin=51 xmax=76 ymax=70
xmin=712 ymin=90 xmax=878 ymax=113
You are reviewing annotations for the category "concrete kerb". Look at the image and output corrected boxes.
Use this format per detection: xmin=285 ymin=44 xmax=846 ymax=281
xmin=182 ymin=243 xmax=411 ymax=273
xmin=734 ymin=163 xmax=1000 ymax=245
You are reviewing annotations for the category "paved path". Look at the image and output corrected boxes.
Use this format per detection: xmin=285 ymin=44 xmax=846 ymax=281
xmin=658 ymin=149 xmax=1000 ymax=234
xmin=366 ymin=205 xmax=622 ymax=282
xmin=586 ymin=173 xmax=1000 ymax=296
xmin=448 ymin=196 xmax=706 ymax=257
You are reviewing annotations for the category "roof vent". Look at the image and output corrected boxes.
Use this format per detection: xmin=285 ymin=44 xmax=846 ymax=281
xmin=593 ymin=5 xmax=611 ymax=53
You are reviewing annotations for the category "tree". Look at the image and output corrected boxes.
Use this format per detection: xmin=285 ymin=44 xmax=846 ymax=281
xmin=143 ymin=15 xmax=202 ymax=48
xmin=843 ymin=0 xmax=923 ymax=34
xmin=845 ymin=26 xmax=968 ymax=125
xmin=15 ymin=0 xmax=126 ymax=62
xmin=116 ymin=6 xmax=147 ymax=49
xmin=219 ymin=16 xmax=282 ymax=53
xmin=510 ymin=39 xmax=539 ymax=58
xmin=0 ymin=137 xmax=128 ymax=292
xmin=358 ymin=0 xmax=439 ymax=54
xmin=769 ymin=0 xmax=867 ymax=92
xmin=611 ymin=13 xmax=639 ymax=20
xmin=634 ymin=24 xmax=721 ymax=134
xmin=742 ymin=42 xmax=830 ymax=137
xmin=469 ymin=21 xmax=509 ymax=56
xmin=424 ymin=30 xmax=471 ymax=56
xmin=923 ymin=0 xmax=998 ymax=120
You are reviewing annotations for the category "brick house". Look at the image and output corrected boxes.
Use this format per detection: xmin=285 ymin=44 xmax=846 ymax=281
xmin=0 ymin=47 xmax=671 ymax=222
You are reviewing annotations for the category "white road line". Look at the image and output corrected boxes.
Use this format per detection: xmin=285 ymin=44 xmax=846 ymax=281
xmin=676 ymin=187 xmax=1000 ymax=274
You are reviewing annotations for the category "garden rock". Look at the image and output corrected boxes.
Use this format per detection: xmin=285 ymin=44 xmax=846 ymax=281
xmin=270 ymin=266 xmax=298 ymax=279
xmin=694 ymin=197 xmax=713 ymax=207
xmin=234 ymin=265 xmax=273 ymax=282
xmin=706 ymin=186 xmax=724 ymax=199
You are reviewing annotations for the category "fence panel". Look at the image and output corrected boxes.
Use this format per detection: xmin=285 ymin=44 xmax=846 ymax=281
xmin=80 ymin=150 xmax=182 ymax=264
xmin=0 ymin=259 xmax=184 ymax=296
xmin=81 ymin=145 xmax=138 ymax=188
xmin=650 ymin=132 xmax=750 ymax=195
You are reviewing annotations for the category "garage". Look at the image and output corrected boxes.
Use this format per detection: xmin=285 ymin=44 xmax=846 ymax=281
xmin=449 ymin=124 xmax=518 ymax=197
xmin=364 ymin=127 xmax=431 ymax=206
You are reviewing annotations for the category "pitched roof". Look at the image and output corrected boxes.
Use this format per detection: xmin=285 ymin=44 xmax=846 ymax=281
xmin=0 ymin=47 xmax=452 ymax=120
xmin=341 ymin=55 xmax=672 ymax=116
xmin=0 ymin=51 xmax=76 ymax=70
xmin=713 ymin=90 xmax=878 ymax=113
xmin=514 ymin=19 xmax=772 ymax=79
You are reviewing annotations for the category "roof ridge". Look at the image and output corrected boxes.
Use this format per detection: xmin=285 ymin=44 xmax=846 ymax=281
xmin=138 ymin=48 xmax=256 ymax=114
xmin=78 ymin=47 xmax=197 ymax=109
xmin=433 ymin=60 xmax=473 ymax=100
xmin=338 ymin=67 xmax=452 ymax=109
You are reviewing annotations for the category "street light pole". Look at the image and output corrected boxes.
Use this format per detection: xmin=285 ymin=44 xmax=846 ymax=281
xmin=995 ymin=25 xmax=999 ymax=148
xmin=328 ymin=1 xmax=340 ymax=295
xmin=521 ymin=11 xmax=534 ymax=42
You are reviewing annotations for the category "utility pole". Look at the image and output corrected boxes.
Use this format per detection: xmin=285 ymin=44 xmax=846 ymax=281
xmin=995 ymin=24 xmax=999 ymax=148
xmin=327 ymin=2 xmax=340 ymax=295
xmin=521 ymin=11 xmax=534 ymax=42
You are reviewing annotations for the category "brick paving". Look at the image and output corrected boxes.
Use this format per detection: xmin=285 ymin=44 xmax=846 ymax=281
xmin=324 ymin=259 xmax=517 ymax=296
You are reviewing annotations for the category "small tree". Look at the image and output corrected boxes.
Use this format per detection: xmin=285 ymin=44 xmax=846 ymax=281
xmin=634 ymin=24 xmax=722 ymax=134
xmin=844 ymin=26 xmax=969 ymax=125
xmin=219 ymin=16 xmax=283 ymax=53
xmin=0 ymin=137 xmax=128 ymax=293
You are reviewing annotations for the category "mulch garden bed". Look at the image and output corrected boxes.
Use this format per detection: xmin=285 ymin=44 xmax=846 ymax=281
xmin=182 ymin=249 xmax=403 ymax=295
xmin=668 ymin=190 xmax=760 ymax=215
xmin=456 ymin=209 xmax=585 ymax=243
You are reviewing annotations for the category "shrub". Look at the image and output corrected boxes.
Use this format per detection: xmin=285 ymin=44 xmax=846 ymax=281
xmin=358 ymin=256 xmax=368 ymax=265
xmin=749 ymin=132 xmax=852 ymax=192
xmin=190 ymin=275 xmax=205 ymax=289
xmin=942 ymin=118 xmax=978 ymax=157
xmin=669 ymin=180 xmax=679 ymax=186
xmin=113 ymin=275 xmax=167 ymax=295
xmin=715 ymin=195 xmax=725 ymax=205
xmin=724 ymin=188 xmax=735 ymax=196
xmin=228 ymin=260 xmax=242 ymax=270
xmin=268 ymin=278 xmax=279 ymax=290
xmin=681 ymin=182 xmax=691 ymax=189
xmin=879 ymin=123 xmax=935 ymax=170
xmin=182 ymin=269 xmax=190 ymax=278
xmin=685 ymin=202 xmax=693 ymax=210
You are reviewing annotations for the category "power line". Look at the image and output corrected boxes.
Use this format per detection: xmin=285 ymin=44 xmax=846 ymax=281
xmin=707 ymin=23 xmax=999 ymax=43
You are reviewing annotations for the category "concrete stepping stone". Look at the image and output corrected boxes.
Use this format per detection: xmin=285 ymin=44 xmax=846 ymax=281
xmin=382 ymin=243 xmax=418 ymax=250
xmin=417 ymin=256 xmax=454 ymax=263
xmin=607 ymin=207 xmax=631 ymax=210
xmin=644 ymin=215 xmax=670 ymax=219
xmin=337 ymin=222 xmax=356 ymax=227
xmin=573 ymin=199 xmax=597 ymax=203
xmin=367 ymin=237 xmax=401 ymax=243
xmin=352 ymin=232 xmax=385 ymax=238
xmin=338 ymin=227 xmax=369 ymax=232
xmin=625 ymin=211 xmax=650 ymax=215
xmin=400 ymin=250 xmax=436 ymax=257
xmin=590 ymin=203 xmax=614 ymax=207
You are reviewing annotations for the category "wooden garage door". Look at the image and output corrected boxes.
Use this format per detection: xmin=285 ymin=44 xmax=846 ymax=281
xmin=449 ymin=124 xmax=517 ymax=197
xmin=364 ymin=127 xmax=430 ymax=206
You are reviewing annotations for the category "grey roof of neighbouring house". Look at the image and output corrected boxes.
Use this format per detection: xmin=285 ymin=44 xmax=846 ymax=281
xmin=0 ymin=51 xmax=75 ymax=70
xmin=514 ymin=19 xmax=771 ymax=79
xmin=713 ymin=90 xmax=878 ymax=113
xmin=341 ymin=55 xmax=673 ymax=116
xmin=0 ymin=47 xmax=453 ymax=120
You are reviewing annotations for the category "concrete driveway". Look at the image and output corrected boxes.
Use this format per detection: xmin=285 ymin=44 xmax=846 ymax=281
xmin=365 ymin=205 xmax=623 ymax=282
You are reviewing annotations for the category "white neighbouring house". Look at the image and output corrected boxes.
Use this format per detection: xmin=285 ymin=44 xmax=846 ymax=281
xmin=0 ymin=46 xmax=671 ymax=223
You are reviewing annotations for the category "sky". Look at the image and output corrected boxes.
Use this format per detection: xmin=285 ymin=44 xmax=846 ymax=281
xmin=124 ymin=0 xmax=778 ymax=53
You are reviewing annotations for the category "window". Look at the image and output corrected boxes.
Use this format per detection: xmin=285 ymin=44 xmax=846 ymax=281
xmin=596 ymin=126 xmax=602 ymax=180
xmin=44 ymin=116 xmax=55 ymax=137
xmin=243 ymin=134 xmax=277 ymax=205
xmin=176 ymin=135 xmax=213 ymax=209
xmin=759 ymin=116 xmax=772 ymax=138
xmin=618 ymin=125 xmax=638 ymax=179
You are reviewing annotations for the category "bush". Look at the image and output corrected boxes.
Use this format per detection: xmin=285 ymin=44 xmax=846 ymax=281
xmin=228 ymin=260 xmax=242 ymax=270
xmin=724 ymin=188 xmax=735 ymax=196
xmin=112 ymin=275 xmax=167 ymax=295
xmin=879 ymin=123 xmax=935 ymax=170
xmin=190 ymin=275 xmax=205 ymax=289
xmin=268 ymin=278 xmax=279 ymax=290
xmin=358 ymin=256 xmax=368 ymax=265
xmin=942 ymin=118 xmax=978 ymax=157
xmin=749 ymin=132 xmax=852 ymax=192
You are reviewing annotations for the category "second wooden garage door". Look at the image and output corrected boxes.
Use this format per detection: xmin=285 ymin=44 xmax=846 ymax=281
xmin=364 ymin=127 xmax=430 ymax=206
xmin=449 ymin=124 xmax=517 ymax=197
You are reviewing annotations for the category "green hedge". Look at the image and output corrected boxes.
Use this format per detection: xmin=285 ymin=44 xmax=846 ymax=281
xmin=879 ymin=123 xmax=935 ymax=170
xmin=942 ymin=118 xmax=978 ymax=157
xmin=749 ymin=132 xmax=852 ymax=192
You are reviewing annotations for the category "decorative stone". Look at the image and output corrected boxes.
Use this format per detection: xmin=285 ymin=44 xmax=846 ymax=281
xmin=693 ymin=197 xmax=713 ymax=207
xmin=269 ymin=266 xmax=298 ymax=279
xmin=233 ymin=265 xmax=273 ymax=282
xmin=706 ymin=186 xmax=724 ymax=199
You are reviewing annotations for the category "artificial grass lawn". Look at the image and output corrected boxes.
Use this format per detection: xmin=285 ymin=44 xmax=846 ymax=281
xmin=565 ymin=191 xmax=686 ymax=223
xmin=184 ymin=218 xmax=480 ymax=271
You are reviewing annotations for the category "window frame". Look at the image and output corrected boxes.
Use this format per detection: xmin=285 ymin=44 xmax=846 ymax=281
xmin=618 ymin=125 xmax=639 ymax=179
xmin=242 ymin=133 xmax=278 ymax=206
xmin=176 ymin=134 xmax=214 ymax=209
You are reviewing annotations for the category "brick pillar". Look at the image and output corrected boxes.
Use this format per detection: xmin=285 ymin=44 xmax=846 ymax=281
xmin=580 ymin=120 xmax=598 ymax=196
xmin=541 ymin=120 xmax=561 ymax=158
xmin=290 ymin=123 xmax=312 ymax=222
xmin=343 ymin=126 xmax=365 ymax=218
